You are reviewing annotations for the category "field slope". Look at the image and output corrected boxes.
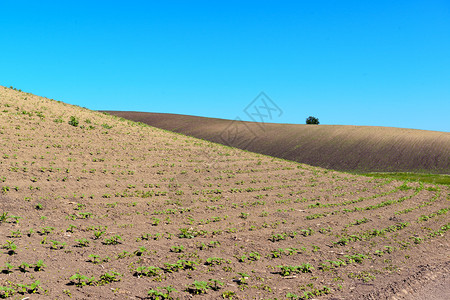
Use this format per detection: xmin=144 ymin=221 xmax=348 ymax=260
xmin=103 ymin=111 xmax=450 ymax=174
xmin=0 ymin=86 xmax=449 ymax=299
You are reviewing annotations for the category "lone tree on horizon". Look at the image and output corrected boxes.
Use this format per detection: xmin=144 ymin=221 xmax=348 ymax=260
xmin=306 ymin=116 xmax=319 ymax=125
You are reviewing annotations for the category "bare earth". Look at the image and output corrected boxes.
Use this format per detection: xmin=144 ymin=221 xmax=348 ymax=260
xmin=0 ymin=87 xmax=449 ymax=299
xmin=103 ymin=111 xmax=450 ymax=174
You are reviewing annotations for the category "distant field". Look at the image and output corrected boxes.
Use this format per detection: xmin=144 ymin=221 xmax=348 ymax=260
xmin=103 ymin=111 xmax=450 ymax=174
xmin=360 ymin=172 xmax=450 ymax=186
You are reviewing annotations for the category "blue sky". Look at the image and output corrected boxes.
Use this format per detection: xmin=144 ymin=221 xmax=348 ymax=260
xmin=1 ymin=0 xmax=449 ymax=131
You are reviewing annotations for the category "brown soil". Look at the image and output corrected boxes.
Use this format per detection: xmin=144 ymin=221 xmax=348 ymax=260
xmin=0 ymin=86 xmax=449 ymax=300
xmin=103 ymin=111 xmax=450 ymax=174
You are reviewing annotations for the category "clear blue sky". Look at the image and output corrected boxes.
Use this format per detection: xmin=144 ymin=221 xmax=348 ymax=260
xmin=1 ymin=0 xmax=449 ymax=132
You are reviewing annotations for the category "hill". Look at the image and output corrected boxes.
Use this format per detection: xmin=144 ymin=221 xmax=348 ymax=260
xmin=0 ymin=86 xmax=449 ymax=299
xmin=103 ymin=111 xmax=450 ymax=174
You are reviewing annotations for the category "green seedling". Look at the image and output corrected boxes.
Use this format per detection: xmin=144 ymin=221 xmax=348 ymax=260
xmin=34 ymin=260 xmax=46 ymax=271
xmin=69 ymin=273 xmax=95 ymax=287
xmin=18 ymin=262 xmax=30 ymax=272
xmin=103 ymin=235 xmax=122 ymax=245
xmin=237 ymin=272 xmax=249 ymax=285
xmin=98 ymin=271 xmax=122 ymax=285
xmin=10 ymin=230 xmax=21 ymax=238
xmin=2 ymin=240 xmax=17 ymax=255
xmin=170 ymin=245 xmax=185 ymax=253
xmin=134 ymin=246 xmax=147 ymax=256
xmin=147 ymin=286 xmax=178 ymax=299
xmin=50 ymin=240 xmax=66 ymax=250
xmin=0 ymin=286 xmax=15 ymax=298
xmin=93 ymin=230 xmax=105 ymax=239
xmin=76 ymin=238 xmax=90 ymax=247
xmin=134 ymin=266 xmax=161 ymax=277
xmin=186 ymin=280 xmax=209 ymax=295
xmin=206 ymin=257 xmax=225 ymax=266
xmin=2 ymin=263 xmax=14 ymax=274
xmin=0 ymin=212 xmax=9 ymax=223
xmin=208 ymin=279 xmax=224 ymax=291
xmin=39 ymin=226 xmax=54 ymax=235
xmin=278 ymin=264 xmax=315 ymax=276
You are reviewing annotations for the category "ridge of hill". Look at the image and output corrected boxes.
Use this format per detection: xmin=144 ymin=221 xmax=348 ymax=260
xmin=103 ymin=111 xmax=450 ymax=174
xmin=0 ymin=86 xmax=449 ymax=299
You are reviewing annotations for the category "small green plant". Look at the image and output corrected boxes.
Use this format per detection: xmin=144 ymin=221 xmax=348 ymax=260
xmin=88 ymin=254 xmax=101 ymax=264
xmin=34 ymin=260 xmax=46 ymax=271
xmin=93 ymin=230 xmax=105 ymax=239
xmin=208 ymin=279 xmax=224 ymax=291
xmin=186 ymin=280 xmax=209 ymax=295
xmin=66 ymin=224 xmax=77 ymax=233
xmin=248 ymin=251 xmax=261 ymax=261
xmin=236 ymin=254 xmax=247 ymax=262
xmin=134 ymin=266 xmax=161 ymax=277
xmin=178 ymin=228 xmax=197 ymax=239
xmin=134 ymin=246 xmax=147 ymax=256
xmin=269 ymin=249 xmax=283 ymax=258
xmin=69 ymin=273 xmax=95 ymax=287
xmin=0 ymin=286 xmax=15 ymax=298
xmin=116 ymin=251 xmax=131 ymax=259
xmin=18 ymin=262 xmax=31 ymax=272
xmin=151 ymin=217 xmax=160 ymax=226
xmin=278 ymin=264 xmax=315 ymax=276
xmin=8 ymin=215 xmax=21 ymax=224
xmin=10 ymin=230 xmax=21 ymax=238
xmin=209 ymin=240 xmax=221 ymax=248
xmin=98 ymin=271 xmax=122 ymax=285
xmin=39 ymin=226 xmax=54 ymax=235
xmin=240 ymin=212 xmax=249 ymax=219
xmin=147 ymin=286 xmax=178 ymax=299
xmin=68 ymin=116 xmax=79 ymax=127
xmin=103 ymin=235 xmax=122 ymax=245
xmin=300 ymin=228 xmax=315 ymax=236
xmin=206 ymin=257 xmax=225 ymax=265
xmin=16 ymin=280 xmax=42 ymax=295
xmin=2 ymin=263 xmax=14 ymax=274
xmin=0 ymin=212 xmax=9 ymax=223
xmin=2 ymin=240 xmax=17 ymax=255
xmin=237 ymin=272 xmax=249 ymax=285
xmin=222 ymin=290 xmax=236 ymax=299
xmin=101 ymin=123 xmax=113 ymax=129
xmin=76 ymin=238 xmax=90 ymax=247
xmin=170 ymin=245 xmax=185 ymax=253
xmin=50 ymin=240 xmax=66 ymax=250
xmin=286 ymin=292 xmax=299 ymax=299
